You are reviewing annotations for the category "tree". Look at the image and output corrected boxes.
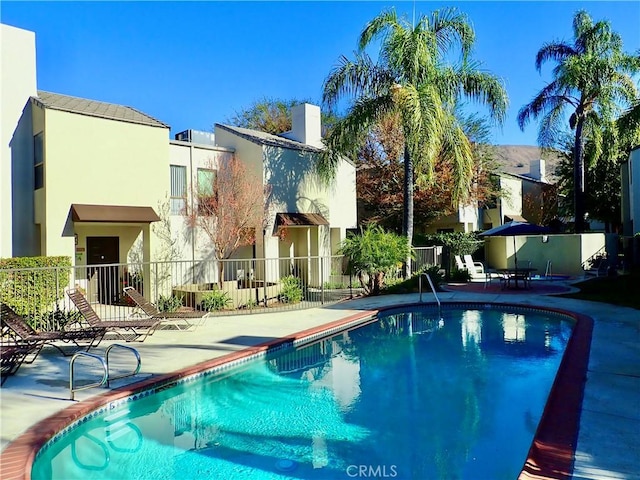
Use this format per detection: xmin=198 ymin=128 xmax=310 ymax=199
xmin=321 ymin=8 xmax=507 ymax=276
xmin=554 ymin=110 xmax=640 ymax=232
xmin=356 ymin=114 xmax=502 ymax=232
xmin=517 ymin=10 xmax=640 ymax=232
xmin=227 ymin=97 xmax=339 ymax=135
xmin=184 ymin=157 xmax=270 ymax=288
xmin=338 ymin=224 xmax=412 ymax=295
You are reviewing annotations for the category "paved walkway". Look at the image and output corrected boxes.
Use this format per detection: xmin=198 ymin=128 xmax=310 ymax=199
xmin=1 ymin=289 xmax=638 ymax=479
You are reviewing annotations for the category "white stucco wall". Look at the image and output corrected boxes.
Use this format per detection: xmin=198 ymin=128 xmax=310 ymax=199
xmin=484 ymin=232 xmax=606 ymax=275
xmin=327 ymin=157 xmax=358 ymax=240
xmin=168 ymin=141 xmax=235 ymax=263
xmin=499 ymin=176 xmax=523 ymax=220
xmin=38 ymin=107 xmax=169 ymax=261
xmin=1 ymin=24 xmax=37 ymax=258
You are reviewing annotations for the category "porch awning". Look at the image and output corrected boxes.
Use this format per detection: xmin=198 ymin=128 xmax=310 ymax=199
xmin=70 ymin=204 xmax=160 ymax=223
xmin=275 ymin=212 xmax=329 ymax=228
xmin=504 ymin=214 xmax=528 ymax=223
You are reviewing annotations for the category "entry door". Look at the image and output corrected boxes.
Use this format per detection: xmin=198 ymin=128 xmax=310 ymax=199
xmin=87 ymin=237 xmax=120 ymax=305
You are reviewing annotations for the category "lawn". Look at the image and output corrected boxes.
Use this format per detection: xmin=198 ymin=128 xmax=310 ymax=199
xmin=558 ymin=269 xmax=640 ymax=310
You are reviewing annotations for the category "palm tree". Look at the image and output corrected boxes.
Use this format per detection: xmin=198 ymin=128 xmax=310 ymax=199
xmin=517 ymin=10 xmax=640 ymax=233
xmin=321 ymin=8 xmax=507 ymax=276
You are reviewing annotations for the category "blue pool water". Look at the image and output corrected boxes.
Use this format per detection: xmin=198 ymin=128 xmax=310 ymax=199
xmin=32 ymin=306 xmax=573 ymax=480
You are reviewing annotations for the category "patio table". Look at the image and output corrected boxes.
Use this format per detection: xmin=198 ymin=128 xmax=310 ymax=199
xmin=496 ymin=268 xmax=537 ymax=290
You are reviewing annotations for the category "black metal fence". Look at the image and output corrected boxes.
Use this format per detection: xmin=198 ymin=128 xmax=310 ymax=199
xmin=1 ymin=247 xmax=441 ymax=331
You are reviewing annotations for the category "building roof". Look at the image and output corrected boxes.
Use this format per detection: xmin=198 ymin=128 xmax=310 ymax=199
xmin=33 ymin=91 xmax=169 ymax=128
xmin=500 ymin=171 xmax=549 ymax=185
xmin=215 ymin=123 xmax=323 ymax=153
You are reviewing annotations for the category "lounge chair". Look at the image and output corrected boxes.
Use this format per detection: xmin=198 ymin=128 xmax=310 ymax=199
xmin=454 ymin=255 xmax=466 ymax=272
xmin=123 ymin=287 xmax=209 ymax=330
xmin=584 ymin=258 xmax=610 ymax=279
xmin=463 ymin=255 xmax=485 ymax=276
xmin=463 ymin=255 xmax=499 ymax=288
xmin=67 ymin=290 xmax=163 ymax=342
xmin=1 ymin=343 xmax=37 ymax=385
xmin=0 ymin=303 xmax=106 ymax=359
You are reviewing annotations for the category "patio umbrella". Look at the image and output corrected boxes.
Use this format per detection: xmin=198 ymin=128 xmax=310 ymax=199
xmin=479 ymin=221 xmax=551 ymax=268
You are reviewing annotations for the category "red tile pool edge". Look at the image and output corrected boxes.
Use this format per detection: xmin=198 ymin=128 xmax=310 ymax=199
xmin=0 ymin=303 xmax=592 ymax=480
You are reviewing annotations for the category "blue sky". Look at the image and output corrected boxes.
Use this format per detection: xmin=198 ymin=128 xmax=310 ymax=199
xmin=3 ymin=1 xmax=639 ymax=146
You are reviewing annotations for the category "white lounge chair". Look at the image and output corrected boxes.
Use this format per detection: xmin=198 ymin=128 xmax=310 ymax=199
xmin=464 ymin=255 xmax=485 ymax=276
xmin=464 ymin=255 xmax=499 ymax=287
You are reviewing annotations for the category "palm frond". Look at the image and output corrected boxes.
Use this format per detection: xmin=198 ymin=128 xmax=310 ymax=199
xmin=535 ymin=42 xmax=578 ymax=72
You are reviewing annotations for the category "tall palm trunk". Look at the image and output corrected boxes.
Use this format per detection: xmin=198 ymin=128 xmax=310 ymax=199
xmin=573 ymin=118 xmax=586 ymax=233
xmin=402 ymin=145 xmax=414 ymax=277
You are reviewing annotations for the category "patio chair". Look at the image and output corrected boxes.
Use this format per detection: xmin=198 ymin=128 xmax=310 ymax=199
xmin=1 ymin=343 xmax=37 ymax=385
xmin=123 ymin=287 xmax=209 ymax=330
xmin=584 ymin=258 xmax=610 ymax=279
xmin=67 ymin=290 xmax=163 ymax=342
xmin=463 ymin=255 xmax=499 ymax=288
xmin=463 ymin=255 xmax=485 ymax=276
xmin=0 ymin=303 xmax=106 ymax=360
xmin=454 ymin=255 xmax=466 ymax=272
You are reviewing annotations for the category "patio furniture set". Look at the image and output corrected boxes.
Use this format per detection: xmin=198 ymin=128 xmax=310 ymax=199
xmin=455 ymin=255 xmax=537 ymax=290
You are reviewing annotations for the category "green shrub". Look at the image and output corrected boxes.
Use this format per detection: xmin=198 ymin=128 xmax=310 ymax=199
xmin=383 ymin=265 xmax=444 ymax=294
xmin=0 ymin=256 xmax=71 ymax=318
xmin=157 ymin=294 xmax=183 ymax=312
xmin=280 ymin=275 xmax=303 ymax=303
xmin=414 ymin=232 xmax=483 ymax=256
xmin=242 ymin=298 xmax=258 ymax=309
xmin=450 ymin=267 xmax=472 ymax=283
xmin=201 ymin=290 xmax=231 ymax=311
xmin=339 ymin=225 xmax=412 ymax=295
xmin=420 ymin=265 xmax=445 ymax=286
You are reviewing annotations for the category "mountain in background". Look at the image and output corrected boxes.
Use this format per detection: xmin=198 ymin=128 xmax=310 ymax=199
xmin=493 ymin=145 xmax=564 ymax=181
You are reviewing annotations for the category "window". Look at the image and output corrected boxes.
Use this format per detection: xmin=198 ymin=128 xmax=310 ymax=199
xmin=34 ymin=132 xmax=43 ymax=190
xmin=170 ymin=165 xmax=186 ymax=215
xmin=197 ymin=168 xmax=216 ymax=215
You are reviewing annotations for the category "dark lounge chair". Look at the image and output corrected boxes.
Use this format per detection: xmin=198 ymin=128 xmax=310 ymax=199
xmin=1 ymin=344 xmax=37 ymax=385
xmin=123 ymin=287 xmax=209 ymax=330
xmin=67 ymin=290 xmax=164 ymax=342
xmin=1 ymin=303 xmax=106 ymax=359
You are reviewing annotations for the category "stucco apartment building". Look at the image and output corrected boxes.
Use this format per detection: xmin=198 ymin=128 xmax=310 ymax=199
xmin=1 ymin=24 xmax=357 ymax=289
xmin=425 ymin=159 xmax=552 ymax=234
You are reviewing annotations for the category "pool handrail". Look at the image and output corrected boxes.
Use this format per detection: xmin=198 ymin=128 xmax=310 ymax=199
xmin=70 ymin=351 xmax=108 ymax=401
xmin=419 ymin=273 xmax=441 ymax=316
xmin=70 ymin=344 xmax=141 ymax=400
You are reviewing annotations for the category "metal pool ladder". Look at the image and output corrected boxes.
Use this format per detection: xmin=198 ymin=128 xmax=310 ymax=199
xmin=419 ymin=273 xmax=441 ymax=317
xmin=70 ymin=344 xmax=141 ymax=401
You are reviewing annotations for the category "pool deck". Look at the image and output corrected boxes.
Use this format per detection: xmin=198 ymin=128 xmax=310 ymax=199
xmin=1 ymin=288 xmax=638 ymax=479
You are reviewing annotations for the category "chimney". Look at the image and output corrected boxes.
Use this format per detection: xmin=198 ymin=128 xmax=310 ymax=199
xmin=530 ymin=159 xmax=547 ymax=183
xmin=288 ymin=103 xmax=322 ymax=148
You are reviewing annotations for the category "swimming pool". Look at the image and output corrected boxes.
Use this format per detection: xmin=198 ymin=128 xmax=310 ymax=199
xmin=30 ymin=304 xmax=578 ymax=480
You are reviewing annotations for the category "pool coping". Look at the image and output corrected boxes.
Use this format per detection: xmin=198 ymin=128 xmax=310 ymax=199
xmin=0 ymin=301 xmax=593 ymax=480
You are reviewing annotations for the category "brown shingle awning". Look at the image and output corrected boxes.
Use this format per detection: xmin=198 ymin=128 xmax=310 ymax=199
xmin=70 ymin=204 xmax=160 ymax=223
xmin=275 ymin=212 xmax=329 ymax=228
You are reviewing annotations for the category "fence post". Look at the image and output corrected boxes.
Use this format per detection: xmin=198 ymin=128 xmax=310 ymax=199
xmin=55 ymin=268 xmax=60 ymax=311
xmin=263 ymin=258 xmax=268 ymax=307
xmin=320 ymin=257 xmax=324 ymax=305
xmin=154 ymin=264 xmax=158 ymax=304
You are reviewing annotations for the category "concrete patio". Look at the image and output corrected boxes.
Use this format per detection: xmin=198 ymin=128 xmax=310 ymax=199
xmin=1 ymin=288 xmax=638 ymax=479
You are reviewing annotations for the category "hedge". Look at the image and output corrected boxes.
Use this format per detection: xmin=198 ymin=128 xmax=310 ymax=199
xmin=0 ymin=256 xmax=72 ymax=318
